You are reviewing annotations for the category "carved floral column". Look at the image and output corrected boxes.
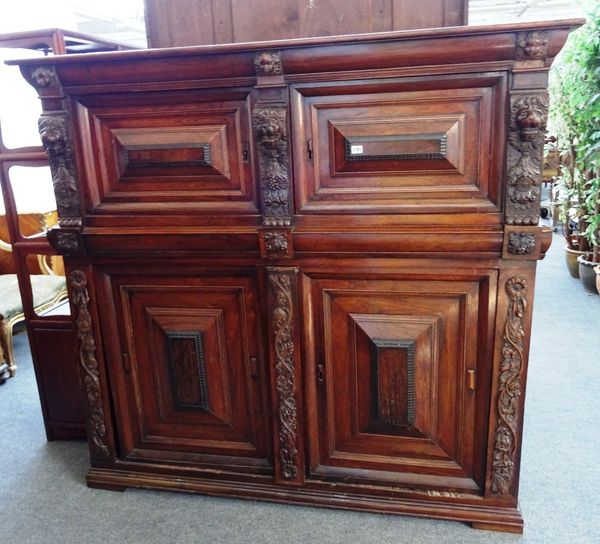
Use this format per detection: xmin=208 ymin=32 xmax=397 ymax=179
xmin=24 ymin=65 xmax=114 ymax=461
xmin=503 ymin=30 xmax=551 ymax=256
xmin=69 ymin=269 xmax=111 ymax=459
xmin=488 ymin=31 xmax=552 ymax=500
xmin=266 ymin=267 xmax=304 ymax=484
xmin=254 ymin=54 xmax=304 ymax=484
xmin=253 ymin=51 xmax=294 ymax=259
xmin=25 ymin=66 xmax=86 ymax=256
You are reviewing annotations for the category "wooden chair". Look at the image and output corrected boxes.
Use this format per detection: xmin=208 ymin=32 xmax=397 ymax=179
xmin=0 ymin=237 xmax=68 ymax=383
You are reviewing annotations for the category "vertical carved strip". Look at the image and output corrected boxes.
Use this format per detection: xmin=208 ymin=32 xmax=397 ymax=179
xmin=28 ymin=65 xmax=84 ymax=255
xmin=268 ymin=269 xmax=300 ymax=481
xmin=69 ymin=270 xmax=110 ymax=458
xmin=254 ymin=106 xmax=291 ymax=227
xmin=491 ymin=277 xmax=528 ymax=494
xmin=38 ymin=112 xmax=82 ymax=228
xmin=505 ymin=93 xmax=548 ymax=225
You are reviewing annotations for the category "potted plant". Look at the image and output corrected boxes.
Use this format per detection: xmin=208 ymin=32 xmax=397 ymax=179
xmin=554 ymin=149 xmax=589 ymax=278
xmin=549 ymin=5 xmax=600 ymax=284
xmin=579 ymin=177 xmax=600 ymax=293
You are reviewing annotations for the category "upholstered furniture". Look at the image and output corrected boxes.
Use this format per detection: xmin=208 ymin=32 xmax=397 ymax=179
xmin=14 ymin=19 xmax=580 ymax=532
xmin=0 ymin=238 xmax=68 ymax=382
xmin=0 ymin=212 xmax=59 ymax=274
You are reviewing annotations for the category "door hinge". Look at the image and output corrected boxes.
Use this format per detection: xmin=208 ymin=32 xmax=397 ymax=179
xmin=122 ymin=352 xmax=131 ymax=373
xmin=242 ymin=143 xmax=249 ymax=162
xmin=466 ymin=369 xmax=476 ymax=391
xmin=250 ymin=356 xmax=259 ymax=378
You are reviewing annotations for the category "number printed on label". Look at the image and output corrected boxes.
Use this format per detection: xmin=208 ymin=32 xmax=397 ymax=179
xmin=350 ymin=145 xmax=364 ymax=155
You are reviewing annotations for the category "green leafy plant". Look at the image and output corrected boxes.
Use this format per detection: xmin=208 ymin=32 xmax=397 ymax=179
xmin=549 ymin=3 xmax=600 ymax=261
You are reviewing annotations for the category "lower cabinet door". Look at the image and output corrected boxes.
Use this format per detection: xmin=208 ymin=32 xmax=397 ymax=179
xmin=304 ymin=271 xmax=496 ymax=493
xmin=103 ymin=270 xmax=271 ymax=473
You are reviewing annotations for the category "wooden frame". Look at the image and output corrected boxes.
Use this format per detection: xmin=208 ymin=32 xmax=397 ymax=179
xmin=0 ymin=28 xmax=133 ymax=437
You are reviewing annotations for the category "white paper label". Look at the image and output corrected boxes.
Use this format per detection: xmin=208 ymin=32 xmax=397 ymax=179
xmin=350 ymin=145 xmax=364 ymax=155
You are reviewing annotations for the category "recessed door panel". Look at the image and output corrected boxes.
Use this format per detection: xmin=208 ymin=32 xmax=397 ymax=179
xmin=292 ymin=75 xmax=507 ymax=215
xmin=305 ymin=271 xmax=496 ymax=492
xmin=105 ymin=271 xmax=271 ymax=471
xmin=74 ymin=91 xmax=257 ymax=215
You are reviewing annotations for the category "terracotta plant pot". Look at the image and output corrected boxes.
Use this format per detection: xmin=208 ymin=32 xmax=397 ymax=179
xmin=595 ymin=265 xmax=600 ymax=295
xmin=565 ymin=246 xmax=587 ymax=279
xmin=577 ymin=255 xmax=599 ymax=295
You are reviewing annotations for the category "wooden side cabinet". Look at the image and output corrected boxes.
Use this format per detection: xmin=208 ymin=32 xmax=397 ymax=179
xmin=0 ymin=28 xmax=134 ymax=436
xmin=13 ymin=19 xmax=581 ymax=532
xmin=143 ymin=0 xmax=469 ymax=47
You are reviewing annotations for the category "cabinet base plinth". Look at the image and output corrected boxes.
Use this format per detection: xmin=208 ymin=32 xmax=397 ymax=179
xmin=472 ymin=521 xmax=524 ymax=534
xmin=86 ymin=467 xmax=523 ymax=532
xmin=86 ymin=476 xmax=127 ymax=493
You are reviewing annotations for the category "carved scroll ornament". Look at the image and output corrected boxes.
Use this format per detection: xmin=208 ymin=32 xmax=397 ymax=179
xmin=516 ymin=31 xmax=549 ymax=59
xmin=508 ymin=232 xmax=536 ymax=255
xmin=69 ymin=270 xmax=110 ymax=458
xmin=254 ymin=51 xmax=283 ymax=77
xmin=254 ymin=107 xmax=292 ymax=227
xmin=269 ymin=271 xmax=299 ymax=480
xmin=505 ymin=94 xmax=548 ymax=225
xmin=38 ymin=114 xmax=82 ymax=228
xmin=55 ymin=231 xmax=81 ymax=254
xmin=491 ymin=277 xmax=528 ymax=494
xmin=264 ymin=231 xmax=289 ymax=255
xmin=29 ymin=66 xmax=59 ymax=89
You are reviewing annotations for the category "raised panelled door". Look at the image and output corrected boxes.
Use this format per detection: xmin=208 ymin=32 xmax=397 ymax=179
xmin=73 ymin=89 xmax=258 ymax=217
xmin=304 ymin=271 xmax=496 ymax=493
xmin=291 ymin=74 xmax=507 ymax=216
xmin=105 ymin=270 xmax=272 ymax=473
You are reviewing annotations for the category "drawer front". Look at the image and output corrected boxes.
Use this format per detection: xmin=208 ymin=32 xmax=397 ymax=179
xmin=303 ymin=269 xmax=496 ymax=492
xmin=101 ymin=269 xmax=271 ymax=472
xmin=74 ymin=90 xmax=258 ymax=216
xmin=292 ymin=75 xmax=506 ymax=216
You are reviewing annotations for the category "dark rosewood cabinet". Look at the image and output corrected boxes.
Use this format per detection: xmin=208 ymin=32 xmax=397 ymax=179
xmin=13 ymin=20 xmax=580 ymax=532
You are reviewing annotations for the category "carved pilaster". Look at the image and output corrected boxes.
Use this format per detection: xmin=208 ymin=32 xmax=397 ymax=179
xmin=69 ymin=270 xmax=110 ymax=458
xmin=491 ymin=277 xmax=528 ymax=495
xmin=27 ymin=64 xmax=84 ymax=247
xmin=267 ymin=268 xmax=303 ymax=483
xmin=505 ymin=93 xmax=548 ymax=225
xmin=38 ymin=113 xmax=83 ymax=228
xmin=254 ymin=106 xmax=292 ymax=227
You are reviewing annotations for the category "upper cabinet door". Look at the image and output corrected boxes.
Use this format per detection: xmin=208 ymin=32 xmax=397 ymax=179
xmin=291 ymin=74 xmax=507 ymax=219
xmin=72 ymin=89 xmax=257 ymax=218
xmin=303 ymin=268 xmax=497 ymax=494
xmin=98 ymin=268 xmax=271 ymax=474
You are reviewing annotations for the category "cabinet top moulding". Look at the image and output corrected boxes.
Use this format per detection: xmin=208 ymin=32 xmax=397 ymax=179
xmin=8 ymin=20 xmax=582 ymax=88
